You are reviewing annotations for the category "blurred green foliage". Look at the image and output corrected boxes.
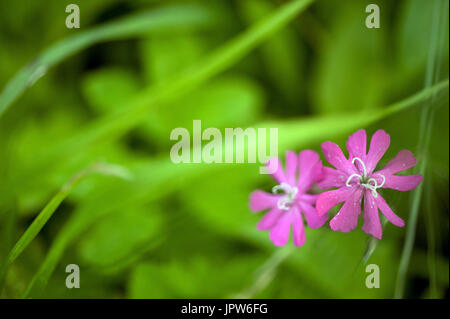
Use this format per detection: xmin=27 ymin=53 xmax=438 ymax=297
xmin=0 ymin=0 xmax=448 ymax=299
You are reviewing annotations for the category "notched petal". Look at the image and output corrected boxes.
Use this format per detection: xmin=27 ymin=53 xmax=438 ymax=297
xmin=383 ymin=174 xmax=423 ymax=191
xmin=329 ymin=188 xmax=363 ymax=233
xmin=366 ymin=130 xmax=390 ymax=173
xmin=346 ymin=129 xmax=367 ymax=160
xmin=361 ymin=191 xmax=382 ymax=239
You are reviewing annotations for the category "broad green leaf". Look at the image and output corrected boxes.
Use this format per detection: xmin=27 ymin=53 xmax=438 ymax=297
xmin=140 ymin=75 xmax=265 ymax=147
xmin=128 ymin=256 xmax=265 ymax=298
xmin=82 ymin=68 xmax=141 ymax=114
xmin=78 ymin=207 xmax=163 ymax=268
xmin=140 ymin=33 xmax=205 ymax=85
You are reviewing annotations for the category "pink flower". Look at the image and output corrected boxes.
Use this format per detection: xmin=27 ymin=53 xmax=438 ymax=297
xmin=316 ymin=129 xmax=423 ymax=239
xmin=249 ymin=150 xmax=328 ymax=246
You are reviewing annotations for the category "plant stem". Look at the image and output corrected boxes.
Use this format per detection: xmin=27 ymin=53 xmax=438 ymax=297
xmin=394 ymin=0 xmax=447 ymax=298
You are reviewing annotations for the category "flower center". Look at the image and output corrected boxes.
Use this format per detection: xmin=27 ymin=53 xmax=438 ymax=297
xmin=345 ymin=157 xmax=385 ymax=198
xmin=272 ymin=182 xmax=298 ymax=210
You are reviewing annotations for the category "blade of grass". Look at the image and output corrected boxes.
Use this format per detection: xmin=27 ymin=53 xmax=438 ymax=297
xmin=21 ymin=80 xmax=448 ymax=298
xmin=424 ymin=179 xmax=438 ymax=297
xmin=394 ymin=0 xmax=448 ymax=298
xmin=17 ymin=77 xmax=448 ymax=200
xmin=0 ymin=4 xmax=216 ymax=118
xmin=17 ymin=0 xmax=316 ymax=182
xmin=423 ymin=0 xmax=448 ymax=299
xmin=359 ymin=218 xmax=388 ymax=265
xmin=360 ymin=3 xmax=449 ymax=273
xmin=0 ymin=161 xmax=131 ymax=293
xmin=231 ymin=246 xmax=294 ymax=298
xmin=18 ymin=1 xmax=450 ymax=195
xmin=21 ymin=158 xmax=212 ymax=298
xmin=0 ymin=135 xmax=18 ymax=261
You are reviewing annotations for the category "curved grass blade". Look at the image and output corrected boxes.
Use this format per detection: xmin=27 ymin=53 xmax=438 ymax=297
xmin=0 ymin=4 xmax=216 ymax=118
xmin=359 ymin=218 xmax=388 ymax=266
xmin=18 ymin=0 xmax=315 ymax=180
xmin=21 ymin=79 xmax=448 ymax=298
xmin=395 ymin=0 xmax=448 ymax=299
xmin=0 ymin=161 xmax=131 ymax=293
xmin=423 ymin=179 xmax=438 ymax=297
xmin=232 ymin=246 xmax=294 ymax=298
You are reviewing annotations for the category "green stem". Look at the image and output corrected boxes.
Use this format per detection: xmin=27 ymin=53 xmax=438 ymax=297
xmin=394 ymin=0 xmax=448 ymax=298
xmin=0 ymin=162 xmax=130 ymax=294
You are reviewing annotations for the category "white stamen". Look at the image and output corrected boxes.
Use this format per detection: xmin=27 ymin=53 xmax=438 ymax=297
xmin=272 ymin=182 xmax=298 ymax=210
xmin=345 ymin=157 xmax=385 ymax=198
xmin=345 ymin=174 xmax=361 ymax=187
xmin=378 ymin=175 xmax=386 ymax=187
xmin=352 ymin=157 xmax=367 ymax=177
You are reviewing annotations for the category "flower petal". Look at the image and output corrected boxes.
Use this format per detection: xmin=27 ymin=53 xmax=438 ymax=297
xmin=285 ymin=150 xmax=298 ymax=185
xmin=346 ymin=129 xmax=367 ymax=161
xmin=249 ymin=190 xmax=280 ymax=212
xmin=321 ymin=141 xmax=355 ymax=175
xmin=376 ymin=150 xmax=418 ymax=175
xmin=382 ymin=174 xmax=423 ymax=191
xmin=291 ymin=207 xmax=306 ymax=246
xmin=300 ymin=193 xmax=319 ymax=205
xmin=329 ymin=187 xmax=363 ymax=233
xmin=316 ymin=187 xmax=353 ymax=216
xmin=300 ymin=202 xmax=328 ymax=229
xmin=269 ymin=212 xmax=292 ymax=246
xmin=375 ymin=194 xmax=405 ymax=227
xmin=362 ymin=191 xmax=382 ymax=239
xmin=366 ymin=130 xmax=390 ymax=173
xmin=317 ymin=167 xmax=347 ymax=189
xmin=257 ymin=207 xmax=283 ymax=230
xmin=267 ymin=157 xmax=286 ymax=184
xmin=298 ymin=150 xmax=322 ymax=191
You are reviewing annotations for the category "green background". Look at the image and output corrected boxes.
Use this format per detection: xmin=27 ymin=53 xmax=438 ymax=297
xmin=0 ymin=0 xmax=448 ymax=298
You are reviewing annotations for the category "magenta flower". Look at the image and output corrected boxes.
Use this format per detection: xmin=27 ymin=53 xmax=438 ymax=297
xmin=316 ymin=129 xmax=423 ymax=239
xmin=249 ymin=150 xmax=328 ymax=246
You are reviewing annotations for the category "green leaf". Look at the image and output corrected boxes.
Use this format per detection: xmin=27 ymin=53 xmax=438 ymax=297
xmin=78 ymin=207 xmax=162 ymax=269
xmin=82 ymin=68 xmax=141 ymax=114
xmin=140 ymin=33 xmax=205 ymax=85
xmin=140 ymin=75 xmax=265 ymax=147
xmin=128 ymin=256 xmax=264 ymax=298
